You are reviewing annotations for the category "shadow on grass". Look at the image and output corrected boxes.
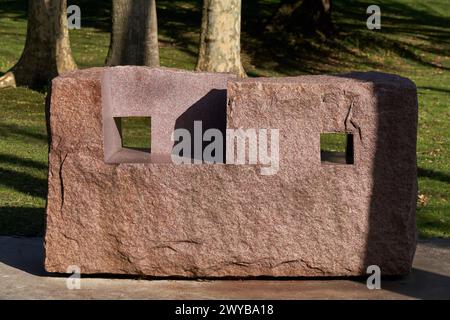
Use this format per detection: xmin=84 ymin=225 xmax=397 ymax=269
xmin=0 ymin=206 xmax=45 ymax=237
xmin=0 ymin=123 xmax=47 ymax=141
xmin=418 ymin=86 xmax=450 ymax=94
xmin=0 ymin=168 xmax=47 ymax=199
xmin=0 ymin=154 xmax=47 ymax=237
xmin=418 ymin=167 xmax=450 ymax=184
xmin=242 ymin=0 xmax=450 ymax=75
xmin=417 ymin=206 xmax=450 ymax=238
xmin=157 ymin=0 xmax=202 ymax=58
xmin=0 ymin=0 xmax=27 ymax=20
xmin=67 ymin=0 xmax=111 ymax=32
xmin=0 ymin=153 xmax=47 ymax=170
xmin=67 ymin=0 xmax=202 ymax=58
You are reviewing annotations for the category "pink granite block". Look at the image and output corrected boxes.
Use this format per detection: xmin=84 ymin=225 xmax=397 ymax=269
xmin=44 ymin=67 xmax=418 ymax=277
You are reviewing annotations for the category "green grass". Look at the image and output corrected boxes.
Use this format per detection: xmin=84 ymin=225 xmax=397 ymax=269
xmin=0 ymin=0 xmax=449 ymax=237
xmin=321 ymin=133 xmax=349 ymax=153
xmin=0 ymin=87 xmax=47 ymax=235
xmin=120 ymin=117 xmax=152 ymax=150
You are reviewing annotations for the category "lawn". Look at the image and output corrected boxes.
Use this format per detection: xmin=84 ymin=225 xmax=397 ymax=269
xmin=0 ymin=0 xmax=449 ymax=237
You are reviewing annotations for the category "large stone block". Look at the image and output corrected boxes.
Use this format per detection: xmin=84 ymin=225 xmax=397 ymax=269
xmin=44 ymin=67 xmax=418 ymax=277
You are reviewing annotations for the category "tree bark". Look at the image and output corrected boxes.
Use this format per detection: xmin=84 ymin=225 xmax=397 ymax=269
xmin=196 ymin=0 xmax=246 ymax=77
xmin=0 ymin=0 xmax=77 ymax=89
xmin=106 ymin=0 xmax=160 ymax=67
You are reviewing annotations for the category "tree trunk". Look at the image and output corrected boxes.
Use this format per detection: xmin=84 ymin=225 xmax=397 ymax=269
xmin=106 ymin=0 xmax=160 ymax=67
xmin=0 ymin=0 xmax=77 ymax=89
xmin=196 ymin=0 xmax=246 ymax=77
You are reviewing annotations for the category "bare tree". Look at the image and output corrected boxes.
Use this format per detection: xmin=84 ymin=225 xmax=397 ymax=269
xmin=106 ymin=0 xmax=160 ymax=66
xmin=0 ymin=0 xmax=77 ymax=89
xmin=196 ymin=0 xmax=246 ymax=77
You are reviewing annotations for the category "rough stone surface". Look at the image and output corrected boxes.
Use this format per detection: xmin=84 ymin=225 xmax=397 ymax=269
xmin=45 ymin=67 xmax=418 ymax=277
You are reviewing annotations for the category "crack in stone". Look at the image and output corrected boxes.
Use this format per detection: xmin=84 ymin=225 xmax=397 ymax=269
xmin=59 ymin=153 xmax=68 ymax=211
xmin=271 ymin=258 xmax=326 ymax=274
xmin=151 ymin=245 xmax=178 ymax=253
xmin=61 ymin=232 xmax=80 ymax=247
xmin=230 ymin=261 xmax=251 ymax=267
xmin=344 ymin=102 xmax=353 ymax=132
xmin=171 ymin=239 xmax=202 ymax=245
xmin=272 ymin=259 xmax=301 ymax=268
xmin=344 ymin=102 xmax=363 ymax=145
xmin=146 ymin=239 xmax=203 ymax=245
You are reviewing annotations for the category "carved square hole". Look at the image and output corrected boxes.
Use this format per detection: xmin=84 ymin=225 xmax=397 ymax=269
xmin=116 ymin=117 xmax=151 ymax=152
xmin=320 ymin=133 xmax=354 ymax=165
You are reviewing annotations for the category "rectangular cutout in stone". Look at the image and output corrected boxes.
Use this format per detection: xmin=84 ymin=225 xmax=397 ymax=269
xmin=118 ymin=117 xmax=152 ymax=152
xmin=320 ymin=133 xmax=354 ymax=164
xmin=103 ymin=116 xmax=153 ymax=164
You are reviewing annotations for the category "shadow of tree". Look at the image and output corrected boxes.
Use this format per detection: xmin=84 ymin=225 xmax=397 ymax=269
xmin=0 ymin=0 xmax=27 ymax=20
xmin=0 ymin=168 xmax=47 ymax=199
xmin=417 ymin=86 xmax=450 ymax=94
xmin=0 ymin=152 xmax=47 ymax=237
xmin=0 ymin=123 xmax=47 ymax=141
xmin=156 ymin=0 xmax=202 ymax=58
xmin=242 ymin=0 xmax=450 ymax=75
xmin=65 ymin=0 xmax=202 ymax=58
xmin=416 ymin=207 xmax=450 ymax=237
xmin=67 ymin=0 xmax=111 ymax=32
xmin=418 ymin=167 xmax=450 ymax=184
xmin=0 ymin=153 xmax=47 ymax=170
